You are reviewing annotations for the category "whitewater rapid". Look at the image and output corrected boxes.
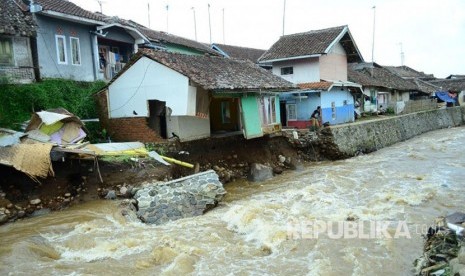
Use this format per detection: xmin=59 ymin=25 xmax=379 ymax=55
xmin=1 ymin=127 xmax=464 ymax=275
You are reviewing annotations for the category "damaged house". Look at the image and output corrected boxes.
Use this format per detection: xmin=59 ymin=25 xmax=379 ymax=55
xmin=94 ymin=49 xmax=295 ymax=142
xmin=258 ymin=25 xmax=364 ymax=128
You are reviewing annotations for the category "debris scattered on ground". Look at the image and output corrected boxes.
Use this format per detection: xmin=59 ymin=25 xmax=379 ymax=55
xmin=414 ymin=214 xmax=465 ymax=275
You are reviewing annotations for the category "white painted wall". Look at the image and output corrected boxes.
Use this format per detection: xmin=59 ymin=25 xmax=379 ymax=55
xmin=320 ymin=43 xmax=347 ymax=81
xmin=187 ymin=85 xmax=197 ymax=116
xmin=167 ymin=116 xmax=210 ymax=141
xmin=271 ymin=57 xmax=320 ymax=84
xmin=108 ymin=56 xmax=189 ymax=118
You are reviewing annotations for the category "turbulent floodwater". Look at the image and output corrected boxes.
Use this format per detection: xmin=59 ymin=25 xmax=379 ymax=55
xmin=1 ymin=127 xmax=465 ymax=275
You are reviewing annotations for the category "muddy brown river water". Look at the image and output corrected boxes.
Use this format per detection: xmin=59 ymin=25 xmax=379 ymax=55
xmin=1 ymin=127 xmax=464 ymax=275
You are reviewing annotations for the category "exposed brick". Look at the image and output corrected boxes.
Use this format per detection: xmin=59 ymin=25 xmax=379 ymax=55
xmin=94 ymin=89 xmax=164 ymax=143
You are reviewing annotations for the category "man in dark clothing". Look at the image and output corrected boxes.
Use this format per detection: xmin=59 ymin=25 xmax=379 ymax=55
xmin=310 ymin=106 xmax=321 ymax=128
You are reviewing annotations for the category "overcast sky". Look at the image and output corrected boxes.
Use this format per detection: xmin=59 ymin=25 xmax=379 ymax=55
xmin=70 ymin=0 xmax=465 ymax=78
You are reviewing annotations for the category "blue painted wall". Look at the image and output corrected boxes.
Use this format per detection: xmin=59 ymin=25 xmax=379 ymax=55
xmin=279 ymin=92 xmax=321 ymax=121
xmin=35 ymin=15 xmax=96 ymax=81
xmin=321 ymin=88 xmax=355 ymax=125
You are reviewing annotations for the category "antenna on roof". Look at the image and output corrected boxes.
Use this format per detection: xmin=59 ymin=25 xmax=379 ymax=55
xmin=208 ymin=3 xmax=212 ymax=44
xmin=96 ymin=0 xmax=105 ymax=13
xmin=222 ymin=8 xmax=225 ymax=44
xmin=166 ymin=4 xmax=169 ymax=32
xmin=371 ymin=5 xmax=376 ymax=77
xmin=191 ymin=7 xmax=197 ymax=41
xmin=398 ymin=42 xmax=405 ymax=66
xmin=282 ymin=0 xmax=286 ymax=36
xmin=147 ymin=2 xmax=151 ymax=28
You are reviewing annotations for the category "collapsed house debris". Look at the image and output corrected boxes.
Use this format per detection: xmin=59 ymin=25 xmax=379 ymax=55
xmin=0 ymin=108 xmax=195 ymax=184
xmin=414 ymin=213 xmax=465 ymax=276
xmin=0 ymin=128 xmax=54 ymax=181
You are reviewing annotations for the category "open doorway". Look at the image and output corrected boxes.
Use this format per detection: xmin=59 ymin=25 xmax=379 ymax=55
xmin=280 ymin=101 xmax=287 ymax=126
xmin=147 ymin=100 xmax=167 ymax=139
xmin=209 ymin=97 xmax=240 ymax=133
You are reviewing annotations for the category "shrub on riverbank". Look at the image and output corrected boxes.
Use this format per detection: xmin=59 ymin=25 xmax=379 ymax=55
xmin=0 ymin=79 xmax=105 ymax=130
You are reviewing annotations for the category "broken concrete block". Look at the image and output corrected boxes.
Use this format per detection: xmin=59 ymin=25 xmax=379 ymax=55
xmin=248 ymin=163 xmax=273 ymax=182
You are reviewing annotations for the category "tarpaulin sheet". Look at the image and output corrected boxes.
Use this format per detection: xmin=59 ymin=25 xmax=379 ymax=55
xmin=436 ymin=91 xmax=458 ymax=103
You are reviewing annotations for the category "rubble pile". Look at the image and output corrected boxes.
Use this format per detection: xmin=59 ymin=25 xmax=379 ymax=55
xmin=414 ymin=213 xmax=465 ymax=275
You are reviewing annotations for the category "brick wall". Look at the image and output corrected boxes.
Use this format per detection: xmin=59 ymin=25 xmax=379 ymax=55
xmin=94 ymin=89 xmax=164 ymax=142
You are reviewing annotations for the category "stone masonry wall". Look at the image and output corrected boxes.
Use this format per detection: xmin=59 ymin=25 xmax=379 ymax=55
xmin=94 ymin=89 xmax=163 ymax=142
xmin=133 ymin=170 xmax=226 ymax=225
xmin=400 ymin=98 xmax=438 ymax=115
xmin=329 ymin=106 xmax=465 ymax=157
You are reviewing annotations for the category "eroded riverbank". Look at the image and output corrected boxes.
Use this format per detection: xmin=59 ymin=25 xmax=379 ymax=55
xmin=1 ymin=126 xmax=464 ymax=275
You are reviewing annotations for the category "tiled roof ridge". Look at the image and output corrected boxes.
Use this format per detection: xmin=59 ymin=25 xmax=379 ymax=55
xmin=281 ymin=25 xmax=347 ymax=37
xmin=213 ymin=43 xmax=266 ymax=51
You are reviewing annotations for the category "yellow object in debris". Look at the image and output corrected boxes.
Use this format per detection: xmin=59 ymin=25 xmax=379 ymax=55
xmin=83 ymin=142 xmax=148 ymax=156
xmin=160 ymin=156 xmax=194 ymax=168
xmin=39 ymin=121 xmax=64 ymax=135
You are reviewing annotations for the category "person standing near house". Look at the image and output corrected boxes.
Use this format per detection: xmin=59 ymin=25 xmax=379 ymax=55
xmin=310 ymin=106 xmax=321 ymax=129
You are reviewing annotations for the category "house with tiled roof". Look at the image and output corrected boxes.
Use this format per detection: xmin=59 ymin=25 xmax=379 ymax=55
xmin=211 ymin=43 xmax=265 ymax=62
xmin=13 ymin=0 xmax=218 ymax=82
xmin=94 ymin=49 xmax=296 ymax=142
xmin=0 ymin=0 xmax=36 ymax=83
xmin=428 ymin=78 xmax=465 ymax=106
xmin=348 ymin=63 xmax=438 ymax=114
xmin=384 ymin=65 xmax=435 ymax=81
xmin=259 ymin=25 xmax=364 ymax=128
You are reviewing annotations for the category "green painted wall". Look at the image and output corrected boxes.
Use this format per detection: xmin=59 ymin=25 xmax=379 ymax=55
xmin=241 ymin=96 xmax=263 ymax=139
xmin=166 ymin=43 xmax=205 ymax=55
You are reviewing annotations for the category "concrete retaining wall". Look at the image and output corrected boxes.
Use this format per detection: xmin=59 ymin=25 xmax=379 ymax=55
xmin=329 ymin=106 xmax=465 ymax=157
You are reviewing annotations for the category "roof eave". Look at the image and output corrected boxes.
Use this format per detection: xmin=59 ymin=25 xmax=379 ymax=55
xmin=212 ymin=87 xmax=296 ymax=93
xmin=211 ymin=44 xmax=230 ymax=58
xmin=258 ymin=54 xmax=321 ymax=64
xmin=324 ymin=26 xmax=348 ymax=54
xmin=97 ymin=23 xmax=150 ymax=43
xmin=38 ymin=10 xmax=104 ymax=26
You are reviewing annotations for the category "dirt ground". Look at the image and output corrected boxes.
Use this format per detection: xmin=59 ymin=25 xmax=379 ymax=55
xmin=0 ymin=134 xmax=304 ymax=223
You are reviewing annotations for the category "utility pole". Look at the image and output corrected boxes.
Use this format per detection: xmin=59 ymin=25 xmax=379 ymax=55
xmin=282 ymin=0 xmax=286 ymax=36
xmin=191 ymin=7 xmax=197 ymax=41
xmin=371 ymin=5 xmax=376 ymax=76
xmin=208 ymin=4 xmax=212 ymax=44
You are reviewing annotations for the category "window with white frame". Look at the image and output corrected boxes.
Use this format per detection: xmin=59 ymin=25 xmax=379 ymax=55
xmin=0 ymin=37 xmax=14 ymax=66
xmin=70 ymin=37 xmax=81 ymax=65
xmin=287 ymin=104 xmax=297 ymax=121
xmin=55 ymin=35 xmax=67 ymax=64
xmin=269 ymin=96 xmax=276 ymax=123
